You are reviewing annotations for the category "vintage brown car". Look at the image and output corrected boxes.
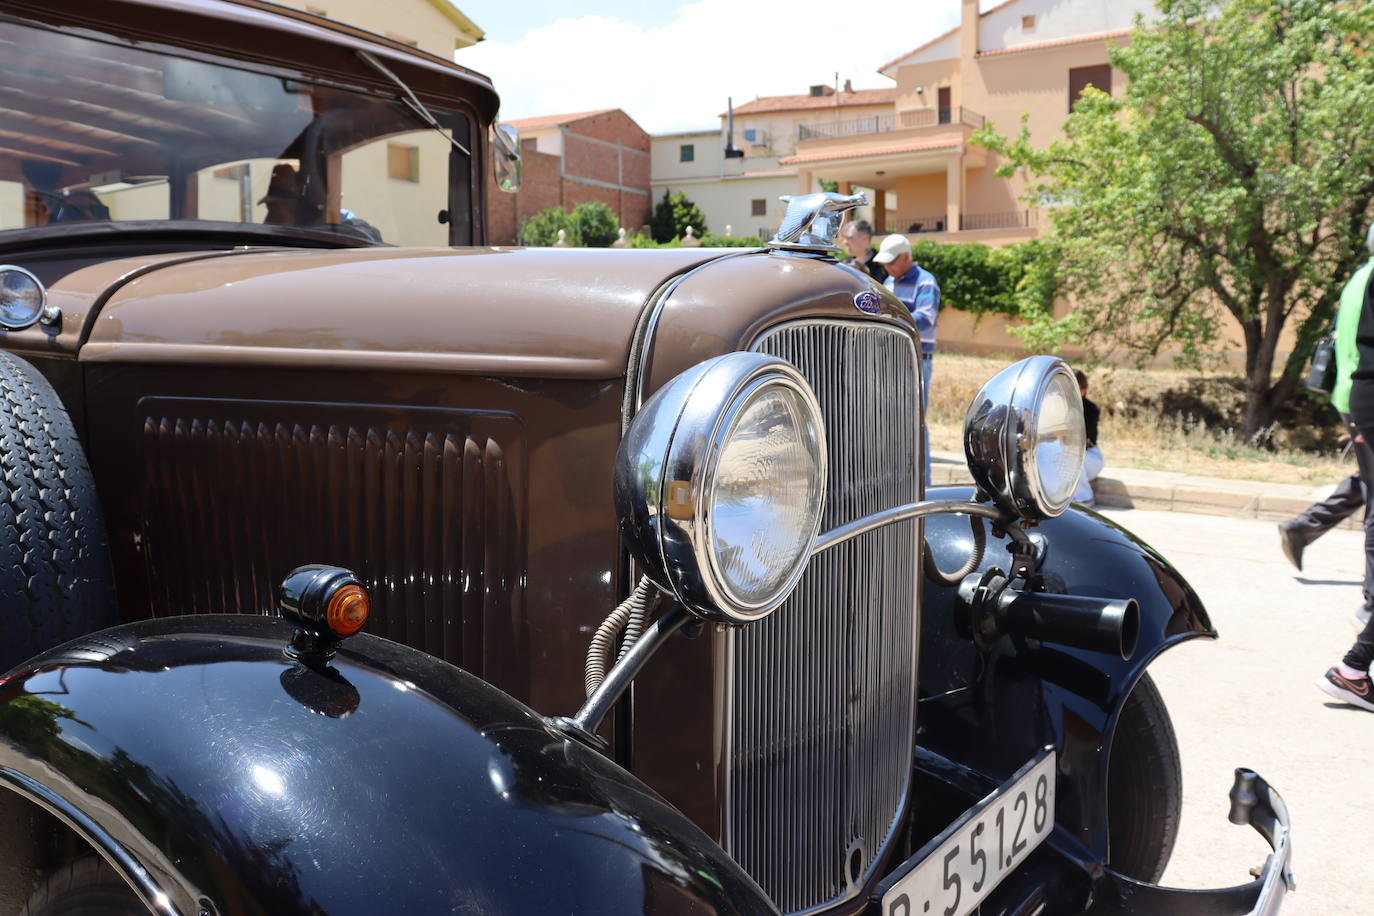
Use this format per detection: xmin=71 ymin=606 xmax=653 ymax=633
xmin=0 ymin=2 xmax=1292 ymax=915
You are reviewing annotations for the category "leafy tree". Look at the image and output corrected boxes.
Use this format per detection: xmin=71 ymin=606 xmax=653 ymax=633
xmin=572 ymin=201 xmax=620 ymax=247
xmin=649 ymin=189 xmax=708 ymax=243
xmin=974 ymin=0 xmax=1374 ymax=442
xmin=517 ymin=205 xmax=579 ymax=246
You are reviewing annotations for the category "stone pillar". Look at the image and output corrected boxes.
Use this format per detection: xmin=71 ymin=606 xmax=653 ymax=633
xmin=945 ymin=152 xmax=964 ymax=233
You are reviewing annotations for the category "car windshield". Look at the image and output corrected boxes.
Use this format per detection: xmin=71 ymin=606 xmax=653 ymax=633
xmin=0 ymin=19 xmax=471 ymax=246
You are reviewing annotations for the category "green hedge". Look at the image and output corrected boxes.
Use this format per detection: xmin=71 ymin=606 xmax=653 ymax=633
xmin=517 ymin=201 xmax=620 ymax=247
xmin=858 ymin=238 xmax=1058 ymax=317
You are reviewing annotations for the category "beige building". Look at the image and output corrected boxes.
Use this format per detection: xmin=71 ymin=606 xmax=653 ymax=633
xmin=784 ymin=0 xmax=1154 ymax=246
xmin=651 ymin=84 xmax=895 ymax=239
xmin=650 ymin=130 xmax=796 ymax=241
xmin=275 ymin=0 xmax=483 ymax=56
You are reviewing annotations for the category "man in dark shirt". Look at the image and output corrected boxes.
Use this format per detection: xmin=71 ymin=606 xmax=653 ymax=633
xmin=839 ymin=219 xmax=887 ymax=282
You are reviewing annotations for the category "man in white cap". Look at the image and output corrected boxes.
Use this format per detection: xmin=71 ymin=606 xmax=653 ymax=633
xmin=874 ymin=233 xmax=941 ymax=480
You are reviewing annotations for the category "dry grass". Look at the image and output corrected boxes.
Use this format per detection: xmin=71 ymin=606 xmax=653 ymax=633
xmin=927 ymin=354 xmax=1353 ymax=486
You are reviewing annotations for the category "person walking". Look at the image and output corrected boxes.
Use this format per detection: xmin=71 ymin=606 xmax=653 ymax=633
xmin=1282 ymin=221 xmax=1374 ymax=630
xmin=840 ymin=219 xmax=887 ymax=282
xmin=873 ymin=233 xmax=940 ymax=481
xmin=1316 ymin=223 xmax=1374 ymax=710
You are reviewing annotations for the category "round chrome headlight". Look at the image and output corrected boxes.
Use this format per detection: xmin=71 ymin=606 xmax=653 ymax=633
xmin=0 ymin=266 xmax=46 ymax=331
xmin=963 ymin=356 xmax=1085 ymax=520
xmin=615 ymin=352 xmax=827 ymax=623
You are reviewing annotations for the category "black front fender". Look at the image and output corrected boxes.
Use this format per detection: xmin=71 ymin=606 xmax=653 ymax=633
xmin=0 ymin=615 xmax=777 ymax=916
xmin=918 ymin=488 xmax=1215 ymax=862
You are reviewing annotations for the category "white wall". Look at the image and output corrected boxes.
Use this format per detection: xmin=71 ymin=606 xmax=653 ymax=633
xmin=981 ymin=0 xmax=1157 ymax=52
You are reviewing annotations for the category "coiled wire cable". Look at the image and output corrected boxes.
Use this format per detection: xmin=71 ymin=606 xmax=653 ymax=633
xmin=922 ymin=513 xmax=987 ymax=586
xmin=584 ymin=576 xmax=658 ymax=697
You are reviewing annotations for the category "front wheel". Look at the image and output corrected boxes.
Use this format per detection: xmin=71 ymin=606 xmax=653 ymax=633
xmin=1106 ymin=672 xmax=1182 ymax=882
xmin=20 ymin=858 xmax=143 ymax=915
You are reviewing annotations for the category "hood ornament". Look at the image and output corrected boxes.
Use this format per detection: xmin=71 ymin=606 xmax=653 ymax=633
xmin=768 ymin=191 xmax=867 ymax=255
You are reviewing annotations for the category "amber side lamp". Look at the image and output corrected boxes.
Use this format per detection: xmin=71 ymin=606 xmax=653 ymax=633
xmin=278 ymin=565 xmax=370 ymax=660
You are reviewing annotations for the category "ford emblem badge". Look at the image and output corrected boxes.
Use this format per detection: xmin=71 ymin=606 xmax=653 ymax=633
xmin=854 ymin=290 xmax=880 ymax=315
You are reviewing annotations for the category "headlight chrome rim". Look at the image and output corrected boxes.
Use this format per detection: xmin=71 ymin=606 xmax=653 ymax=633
xmin=616 ymin=352 xmax=828 ymax=624
xmin=963 ymin=356 xmax=1085 ymax=520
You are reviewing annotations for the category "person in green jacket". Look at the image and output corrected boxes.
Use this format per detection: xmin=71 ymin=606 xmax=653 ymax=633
xmin=1310 ymin=224 xmax=1374 ymax=711
xmin=1279 ymin=227 xmax=1374 ymax=635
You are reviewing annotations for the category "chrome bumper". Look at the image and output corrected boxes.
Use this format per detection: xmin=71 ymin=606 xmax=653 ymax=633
xmin=1090 ymin=768 xmax=1293 ymax=915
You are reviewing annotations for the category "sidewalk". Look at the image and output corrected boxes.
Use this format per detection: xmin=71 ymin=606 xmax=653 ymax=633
xmin=930 ymin=450 xmax=1359 ymax=530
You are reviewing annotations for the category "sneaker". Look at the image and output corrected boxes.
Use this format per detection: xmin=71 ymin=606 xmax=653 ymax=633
xmin=1277 ymin=521 xmax=1306 ymax=571
xmin=1316 ymin=667 xmax=1374 ymax=712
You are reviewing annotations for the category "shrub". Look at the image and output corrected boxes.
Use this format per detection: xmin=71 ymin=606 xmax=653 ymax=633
xmin=571 ymin=201 xmax=619 ymax=248
xmin=905 ymin=238 xmax=1058 ymax=318
xmin=517 ymin=206 xmax=578 ymax=247
xmin=649 ymin=190 xmax=707 ymax=243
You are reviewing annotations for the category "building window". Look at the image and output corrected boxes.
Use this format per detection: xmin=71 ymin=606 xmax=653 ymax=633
xmin=743 ymin=128 xmax=757 ymax=143
xmin=680 ymin=144 xmax=694 ymax=162
xmin=387 ymin=32 xmax=419 ymax=47
xmin=387 ymin=143 xmax=420 ymax=182
xmin=1021 ymin=14 xmax=1035 ymax=30
xmin=751 ymin=199 xmax=766 ymax=217
xmin=1068 ymin=65 xmax=1113 ymax=111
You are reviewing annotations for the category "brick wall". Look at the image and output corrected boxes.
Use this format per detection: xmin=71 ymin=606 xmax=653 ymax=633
xmin=485 ymin=110 xmax=652 ymax=244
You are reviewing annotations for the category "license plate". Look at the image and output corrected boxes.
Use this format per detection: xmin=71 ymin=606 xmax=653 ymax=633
xmin=880 ymin=750 xmax=1056 ymax=916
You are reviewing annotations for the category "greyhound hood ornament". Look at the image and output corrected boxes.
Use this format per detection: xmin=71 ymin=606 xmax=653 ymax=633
xmin=768 ymin=191 xmax=867 ymax=254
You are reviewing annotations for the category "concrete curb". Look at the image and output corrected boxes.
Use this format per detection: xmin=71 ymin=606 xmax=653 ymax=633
xmin=929 ymin=452 xmax=1360 ymax=531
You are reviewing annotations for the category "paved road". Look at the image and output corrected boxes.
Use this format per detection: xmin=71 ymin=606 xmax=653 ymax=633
xmin=1101 ymin=507 xmax=1372 ymax=915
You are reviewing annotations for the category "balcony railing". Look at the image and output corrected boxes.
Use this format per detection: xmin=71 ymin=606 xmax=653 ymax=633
xmin=892 ymin=214 xmax=948 ymax=234
xmin=797 ymin=107 xmax=985 ymax=142
xmin=959 ymin=210 xmax=1039 ymax=231
xmin=888 ymin=210 xmax=1039 ymax=234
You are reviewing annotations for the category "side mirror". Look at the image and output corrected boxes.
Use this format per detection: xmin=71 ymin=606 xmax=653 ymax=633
xmin=493 ymin=122 xmax=522 ymax=193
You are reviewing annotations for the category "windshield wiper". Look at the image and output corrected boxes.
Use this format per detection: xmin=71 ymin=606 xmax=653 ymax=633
xmin=357 ymin=50 xmax=471 ymax=157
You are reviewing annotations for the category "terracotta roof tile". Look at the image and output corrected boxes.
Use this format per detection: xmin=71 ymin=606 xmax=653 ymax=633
xmin=724 ymin=88 xmax=895 ymax=118
xmin=504 ymin=108 xmax=619 ymax=131
xmin=977 ymin=28 xmax=1131 ymax=57
xmin=779 ymin=139 xmax=959 ymax=166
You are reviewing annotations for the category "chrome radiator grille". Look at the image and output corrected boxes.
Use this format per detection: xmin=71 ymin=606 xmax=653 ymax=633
xmin=731 ymin=320 xmax=921 ymax=914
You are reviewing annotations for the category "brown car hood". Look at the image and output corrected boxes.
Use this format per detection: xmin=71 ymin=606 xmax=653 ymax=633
xmin=76 ymin=247 xmax=728 ymax=378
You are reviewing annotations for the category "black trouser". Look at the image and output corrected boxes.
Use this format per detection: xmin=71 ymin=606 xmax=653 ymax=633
xmin=1292 ymin=415 xmax=1374 ymax=610
xmin=1342 ymin=413 xmax=1374 ymax=670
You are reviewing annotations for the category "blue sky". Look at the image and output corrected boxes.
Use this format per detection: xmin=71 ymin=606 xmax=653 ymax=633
xmin=457 ymin=1 xmax=977 ymax=133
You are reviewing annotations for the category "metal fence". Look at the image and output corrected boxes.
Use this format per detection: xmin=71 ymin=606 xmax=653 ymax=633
xmin=796 ymin=107 xmax=984 ymax=142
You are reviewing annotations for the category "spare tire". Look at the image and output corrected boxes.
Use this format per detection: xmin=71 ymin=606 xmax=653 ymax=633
xmin=0 ymin=353 xmax=116 ymax=672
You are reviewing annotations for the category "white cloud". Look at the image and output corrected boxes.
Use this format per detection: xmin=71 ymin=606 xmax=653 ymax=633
xmin=457 ymin=0 xmax=963 ymax=134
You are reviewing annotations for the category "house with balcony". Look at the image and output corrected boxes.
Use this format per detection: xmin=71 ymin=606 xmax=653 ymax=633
xmin=650 ymin=83 xmax=895 ymax=239
xmin=782 ymin=0 xmax=1156 ymax=246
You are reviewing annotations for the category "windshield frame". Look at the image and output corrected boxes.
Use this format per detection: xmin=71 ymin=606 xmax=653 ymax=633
xmin=0 ymin=2 xmax=491 ymax=249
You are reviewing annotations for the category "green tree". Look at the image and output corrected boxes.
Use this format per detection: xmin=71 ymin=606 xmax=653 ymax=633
xmin=649 ymin=189 xmax=708 ymax=243
xmin=974 ymin=0 xmax=1374 ymax=442
xmin=571 ymin=201 xmax=620 ymax=247
xmin=517 ymin=205 xmax=579 ymax=246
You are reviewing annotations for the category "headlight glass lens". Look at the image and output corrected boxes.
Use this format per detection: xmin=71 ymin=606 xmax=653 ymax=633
xmin=0 ymin=267 xmax=45 ymax=330
xmin=707 ymin=382 xmax=825 ymax=608
xmin=1030 ymin=370 xmax=1085 ymax=510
